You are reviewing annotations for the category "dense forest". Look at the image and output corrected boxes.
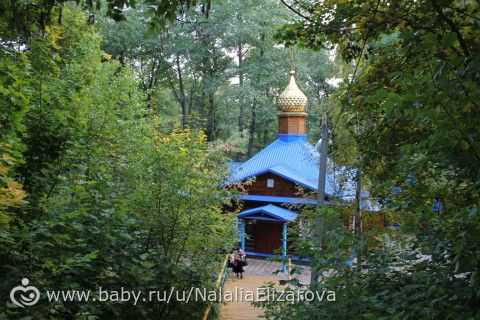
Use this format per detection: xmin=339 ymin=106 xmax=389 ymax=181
xmin=1 ymin=0 xmax=479 ymax=319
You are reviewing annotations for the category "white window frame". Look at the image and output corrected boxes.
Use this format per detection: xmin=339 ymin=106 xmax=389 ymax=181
xmin=267 ymin=178 xmax=275 ymax=188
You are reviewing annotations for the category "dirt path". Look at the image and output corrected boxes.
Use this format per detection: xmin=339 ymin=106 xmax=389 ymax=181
xmin=219 ymin=259 xmax=310 ymax=320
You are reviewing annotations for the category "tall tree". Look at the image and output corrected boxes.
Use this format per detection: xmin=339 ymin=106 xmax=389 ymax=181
xmin=0 ymin=8 xmax=236 ymax=319
xmin=264 ymin=0 xmax=480 ymax=318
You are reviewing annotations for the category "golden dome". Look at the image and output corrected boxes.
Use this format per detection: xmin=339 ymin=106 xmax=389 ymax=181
xmin=277 ymin=70 xmax=307 ymax=112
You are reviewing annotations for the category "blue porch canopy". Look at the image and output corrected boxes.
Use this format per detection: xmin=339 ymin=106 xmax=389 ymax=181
xmin=237 ymin=204 xmax=298 ymax=223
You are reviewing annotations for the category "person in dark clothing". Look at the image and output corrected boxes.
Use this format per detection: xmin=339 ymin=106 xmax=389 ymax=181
xmin=230 ymin=247 xmax=246 ymax=278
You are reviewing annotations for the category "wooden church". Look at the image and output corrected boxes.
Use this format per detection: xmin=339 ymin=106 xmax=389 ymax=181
xmin=227 ymin=70 xmax=340 ymax=266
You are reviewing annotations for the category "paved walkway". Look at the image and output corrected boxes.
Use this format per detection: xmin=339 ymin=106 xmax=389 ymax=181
xmin=219 ymin=258 xmax=310 ymax=320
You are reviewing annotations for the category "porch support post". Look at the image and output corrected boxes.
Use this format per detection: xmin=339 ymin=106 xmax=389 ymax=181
xmin=282 ymin=222 xmax=287 ymax=273
xmin=240 ymin=219 xmax=246 ymax=251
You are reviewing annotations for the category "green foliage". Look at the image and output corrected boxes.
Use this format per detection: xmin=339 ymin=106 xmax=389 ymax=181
xmin=0 ymin=8 xmax=235 ymax=319
xmin=266 ymin=0 xmax=480 ymax=318
xmin=97 ymin=0 xmax=337 ymax=158
xmin=0 ymin=0 xmax=206 ymax=39
xmin=0 ymin=144 xmax=27 ymax=227
xmin=259 ymin=229 xmax=477 ymax=319
xmin=0 ymin=46 xmax=30 ymax=227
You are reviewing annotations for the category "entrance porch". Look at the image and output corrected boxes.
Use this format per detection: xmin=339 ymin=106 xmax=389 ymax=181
xmin=237 ymin=204 xmax=298 ymax=272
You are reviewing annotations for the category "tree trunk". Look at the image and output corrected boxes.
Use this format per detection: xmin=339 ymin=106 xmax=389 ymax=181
xmin=176 ymin=55 xmax=188 ymax=129
xmin=354 ymin=165 xmax=363 ymax=267
xmin=247 ymin=98 xmax=257 ymax=158
xmin=310 ymin=117 xmax=329 ymax=287
xmin=205 ymin=29 xmax=218 ymax=140
xmin=207 ymin=92 xmax=216 ymax=140
xmin=354 ymin=168 xmax=362 ymax=234
xmin=238 ymin=41 xmax=245 ymax=136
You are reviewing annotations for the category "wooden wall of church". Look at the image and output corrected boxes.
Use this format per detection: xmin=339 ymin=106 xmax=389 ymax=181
xmin=243 ymin=172 xmax=306 ymax=197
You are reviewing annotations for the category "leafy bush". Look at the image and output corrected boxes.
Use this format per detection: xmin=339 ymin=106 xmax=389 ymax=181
xmin=0 ymin=8 xmax=236 ymax=319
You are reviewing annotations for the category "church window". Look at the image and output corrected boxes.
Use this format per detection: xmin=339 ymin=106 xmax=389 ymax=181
xmin=267 ymin=178 xmax=274 ymax=188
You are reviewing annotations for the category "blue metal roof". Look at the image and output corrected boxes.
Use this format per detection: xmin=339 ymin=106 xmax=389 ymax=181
xmin=229 ymin=134 xmax=337 ymax=195
xmin=277 ymin=134 xmax=308 ymax=143
xmin=227 ymin=134 xmax=380 ymax=211
xmin=227 ymin=161 xmax=243 ymax=171
xmin=237 ymin=204 xmax=299 ymax=222
xmin=237 ymin=194 xmax=318 ymax=205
